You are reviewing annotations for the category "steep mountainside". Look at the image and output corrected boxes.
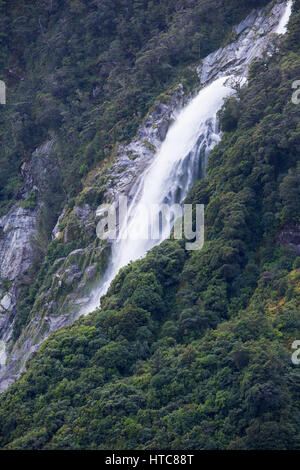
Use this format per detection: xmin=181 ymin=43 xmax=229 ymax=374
xmin=0 ymin=0 xmax=273 ymax=391
xmin=0 ymin=0 xmax=299 ymax=450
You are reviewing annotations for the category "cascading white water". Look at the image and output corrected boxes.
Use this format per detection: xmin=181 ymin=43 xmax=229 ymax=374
xmin=83 ymin=77 xmax=236 ymax=312
xmin=111 ymin=78 xmax=234 ymax=264
xmin=276 ymin=0 xmax=292 ymax=34
xmin=80 ymin=0 xmax=293 ymax=315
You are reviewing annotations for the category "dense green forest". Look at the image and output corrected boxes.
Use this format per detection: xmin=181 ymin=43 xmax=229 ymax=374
xmin=0 ymin=0 xmax=300 ymax=450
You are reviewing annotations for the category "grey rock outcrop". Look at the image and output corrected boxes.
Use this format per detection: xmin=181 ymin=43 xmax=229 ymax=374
xmin=0 ymin=139 xmax=56 ymax=316
xmin=197 ymin=2 xmax=287 ymax=84
xmin=0 ymin=138 xmax=58 ymax=391
xmin=0 ymin=205 xmax=37 ymax=286
xmin=22 ymin=139 xmax=56 ymax=194
xmin=278 ymin=225 xmax=300 ymax=255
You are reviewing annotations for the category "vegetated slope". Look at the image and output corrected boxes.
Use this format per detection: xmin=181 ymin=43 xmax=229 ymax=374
xmin=0 ymin=0 xmax=299 ymax=450
xmin=0 ymin=0 xmax=267 ymax=216
xmin=0 ymin=0 xmax=269 ymax=342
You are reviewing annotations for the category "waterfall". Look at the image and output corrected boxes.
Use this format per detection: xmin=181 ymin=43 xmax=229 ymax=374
xmin=79 ymin=75 xmax=243 ymax=315
xmin=0 ymin=1 xmax=293 ymax=394
xmin=81 ymin=1 xmax=293 ymax=315
xmin=85 ymin=77 xmax=235 ymax=312
xmin=276 ymin=0 xmax=293 ymax=34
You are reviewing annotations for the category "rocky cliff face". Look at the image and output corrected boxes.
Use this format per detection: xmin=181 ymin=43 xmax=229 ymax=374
xmin=0 ymin=204 xmax=37 ymax=375
xmin=0 ymin=139 xmax=58 ymax=387
xmin=0 ymin=139 xmax=56 ymax=313
xmin=0 ymin=1 xmax=291 ymax=392
xmin=197 ymin=2 xmax=287 ymax=84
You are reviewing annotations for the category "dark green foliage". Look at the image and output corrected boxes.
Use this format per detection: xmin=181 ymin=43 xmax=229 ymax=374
xmin=0 ymin=0 xmax=300 ymax=452
xmin=20 ymin=190 xmax=38 ymax=210
xmin=279 ymin=165 xmax=300 ymax=224
xmin=219 ymin=97 xmax=241 ymax=132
